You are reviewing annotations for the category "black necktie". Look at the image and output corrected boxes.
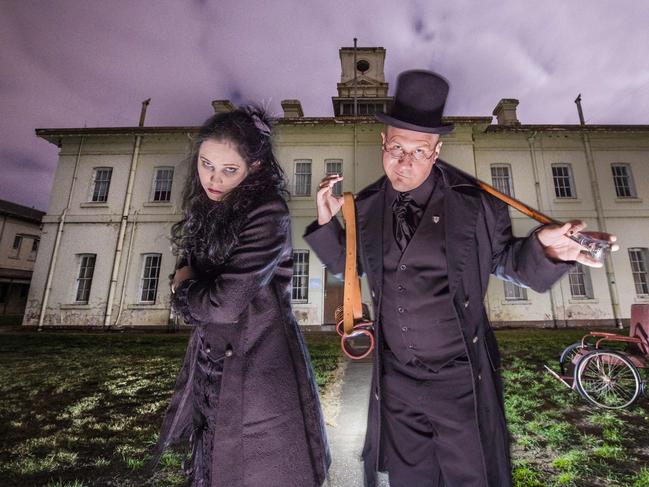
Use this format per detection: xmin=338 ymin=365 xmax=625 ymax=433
xmin=392 ymin=192 xmax=422 ymax=251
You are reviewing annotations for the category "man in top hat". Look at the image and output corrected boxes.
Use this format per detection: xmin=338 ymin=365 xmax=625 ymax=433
xmin=304 ymin=70 xmax=616 ymax=486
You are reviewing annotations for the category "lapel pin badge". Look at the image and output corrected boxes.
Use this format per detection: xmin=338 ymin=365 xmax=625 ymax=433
xmin=433 ymin=215 xmax=440 ymax=224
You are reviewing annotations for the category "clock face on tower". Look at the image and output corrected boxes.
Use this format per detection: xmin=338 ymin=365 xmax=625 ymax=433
xmin=356 ymin=59 xmax=370 ymax=74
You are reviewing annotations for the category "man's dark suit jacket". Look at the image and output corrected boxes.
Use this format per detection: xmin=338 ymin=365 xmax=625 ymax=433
xmin=304 ymin=160 xmax=571 ymax=487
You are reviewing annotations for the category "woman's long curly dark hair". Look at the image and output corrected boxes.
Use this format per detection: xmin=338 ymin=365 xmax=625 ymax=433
xmin=171 ymin=105 xmax=287 ymax=269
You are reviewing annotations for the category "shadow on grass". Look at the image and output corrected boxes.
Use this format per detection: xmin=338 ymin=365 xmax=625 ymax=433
xmin=1 ymin=329 xmax=647 ymax=486
xmin=0 ymin=332 xmax=340 ymax=487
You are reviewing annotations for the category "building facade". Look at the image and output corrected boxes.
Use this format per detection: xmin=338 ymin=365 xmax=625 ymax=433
xmin=24 ymin=47 xmax=649 ymax=329
xmin=0 ymin=199 xmax=44 ymax=324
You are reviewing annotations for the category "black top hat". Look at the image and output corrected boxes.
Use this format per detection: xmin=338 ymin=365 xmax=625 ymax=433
xmin=376 ymin=69 xmax=454 ymax=134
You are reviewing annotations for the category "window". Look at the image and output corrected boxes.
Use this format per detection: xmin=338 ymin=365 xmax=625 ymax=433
xmin=140 ymin=254 xmax=162 ymax=303
xmin=325 ymin=159 xmax=343 ymax=197
xmin=491 ymin=164 xmax=514 ymax=197
xmin=28 ymin=238 xmax=39 ymax=261
xmin=611 ymin=163 xmax=637 ymax=198
xmin=0 ymin=283 xmax=8 ymax=304
xmin=357 ymin=103 xmax=377 ymax=115
xmin=91 ymin=167 xmax=113 ymax=202
xmin=294 ymin=160 xmax=312 ymax=196
xmin=341 ymin=102 xmax=386 ymax=116
xmin=629 ymin=248 xmax=649 ymax=296
xmin=552 ymin=164 xmax=576 ymax=198
xmin=568 ymin=263 xmax=594 ymax=299
xmin=75 ymin=254 xmax=96 ymax=303
xmin=504 ymin=281 xmax=527 ymax=301
xmin=9 ymin=235 xmax=22 ymax=258
xmin=292 ymin=250 xmax=309 ymax=302
xmin=152 ymin=167 xmax=174 ymax=202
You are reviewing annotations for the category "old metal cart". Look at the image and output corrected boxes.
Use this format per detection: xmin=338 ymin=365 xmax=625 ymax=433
xmin=545 ymin=304 xmax=648 ymax=409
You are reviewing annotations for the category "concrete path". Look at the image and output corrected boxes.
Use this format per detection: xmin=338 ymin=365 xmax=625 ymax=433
xmin=325 ymin=359 xmax=389 ymax=487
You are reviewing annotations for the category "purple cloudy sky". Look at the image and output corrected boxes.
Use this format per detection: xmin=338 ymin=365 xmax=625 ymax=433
xmin=2 ymin=0 xmax=648 ymax=211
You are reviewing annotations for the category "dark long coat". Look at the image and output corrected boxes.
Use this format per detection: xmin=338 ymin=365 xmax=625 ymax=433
xmin=304 ymin=161 xmax=570 ymax=487
xmin=154 ymin=197 xmax=331 ymax=487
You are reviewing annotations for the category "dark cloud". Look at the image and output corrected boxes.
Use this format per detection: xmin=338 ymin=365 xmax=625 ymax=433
xmin=411 ymin=14 xmax=435 ymax=42
xmin=1 ymin=0 xmax=648 ymax=210
xmin=0 ymin=152 xmax=55 ymax=210
xmin=0 ymin=151 xmax=54 ymax=173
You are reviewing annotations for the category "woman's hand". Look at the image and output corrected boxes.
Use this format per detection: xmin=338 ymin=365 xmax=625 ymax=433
xmin=536 ymin=220 xmax=618 ymax=268
xmin=172 ymin=266 xmax=195 ymax=293
xmin=316 ymin=174 xmax=344 ymax=225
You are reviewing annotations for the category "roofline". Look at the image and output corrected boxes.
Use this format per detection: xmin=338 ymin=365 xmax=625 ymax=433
xmin=0 ymin=199 xmax=45 ymax=223
xmin=35 ymin=120 xmax=649 ymax=144
xmin=35 ymin=116 xmax=491 ymax=138
xmin=486 ymin=124 xmax=649 ymax=133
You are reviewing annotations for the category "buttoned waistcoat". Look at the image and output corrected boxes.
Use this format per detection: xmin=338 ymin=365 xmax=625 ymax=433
xmin=304 ymin=160 xmax=570 ymax=487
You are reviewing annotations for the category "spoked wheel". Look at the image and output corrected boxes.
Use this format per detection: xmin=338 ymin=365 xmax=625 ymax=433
xmin=560 ymin=342 xmax=585 ymax=376
xmin=574 ymin=350 xmax=642 ymax=409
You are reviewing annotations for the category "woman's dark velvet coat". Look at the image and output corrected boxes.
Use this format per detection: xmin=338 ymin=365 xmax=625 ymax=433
xmin=304 ymin=161 xmax=571 ymax=487
xmin=154 ymin=197 xmax=331 ymax=487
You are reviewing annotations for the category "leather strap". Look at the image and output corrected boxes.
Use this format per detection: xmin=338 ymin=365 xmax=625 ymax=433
xmin=342 ymin=192 xmax=363 ymax=335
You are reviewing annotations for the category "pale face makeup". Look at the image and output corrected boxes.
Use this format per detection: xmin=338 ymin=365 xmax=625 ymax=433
xmin=197 ymin=139 xmax=252 ymax=201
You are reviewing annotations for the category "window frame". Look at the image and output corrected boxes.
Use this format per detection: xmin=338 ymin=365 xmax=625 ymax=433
xmin=325 ymin=159 xmax=343 ymax=197
xmin=568 ymin=263 xmax=594 ymax=299
xmin=293 ymin=159 xmax=312 ymax=197
xmin=151 ymin=166 xmax=174 ymax=202
xmin=629 ymin=248 xmax=649 ymax=296
xmin=503 ymin=281 xmax=527 ymax=301
xmin=490 ymin=164 xmax=514 ymax=197
xmin=75 ymin=254 xmax=97 ymax=304
xmin=139 ymin=253 xmax=162 ymax=304
xmin=9 ymin=235 xmax=22 ymax=258
xmin=551 ymin=163 xmax=576 ymax=199
xmin=611 ymin=163 xmax=637 ymax=198
xmin=292 ymin=249 xmax=310 ymax=303
xmin=90 ymin=167 xmax=113 ymax=203
xmin=28 ymin=237 xmax=39 ymax=261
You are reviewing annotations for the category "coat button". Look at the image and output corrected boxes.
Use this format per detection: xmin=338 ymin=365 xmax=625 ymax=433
xmin=371 ymin=290 xmax=376 ymax=298
xmin=205 ymin=346 xmax=211 ymax=353
xmin=397 ymin=306 xmax=404 ymax=313
xmin=401 ymin=326 xmax=408 ymax=332
xmin=397 ymin=285 xmax=405 ymax=292
xmin=399 ymin=264 xmax=407 ymax=271
xmin=225 ymin=348 xmax=233 ymax=357
xmin=408 ymin=344 xmax=415 ymax=350
xmin=472 ymin=336 xmax=478 ymax=344
xmin=464 ymin=298 xmax=470 ymax=309
xmin=478 ymin=374 xmax=482 ymax=381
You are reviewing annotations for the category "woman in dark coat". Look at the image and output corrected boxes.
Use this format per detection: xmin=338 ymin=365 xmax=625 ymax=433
xmin=151 ymin=106 xmax=330 ymax=486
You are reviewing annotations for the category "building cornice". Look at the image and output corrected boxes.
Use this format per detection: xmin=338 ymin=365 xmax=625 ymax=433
xmin=35 ymin=120 xmax=649 ymax=145
xmin=35 ymin=116 xmax=495 ymax=140
xmin=486 ymin=124 xmax=649 ymax=133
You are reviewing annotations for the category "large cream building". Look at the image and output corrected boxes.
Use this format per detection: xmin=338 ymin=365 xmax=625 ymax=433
xmin=24 ymin=47 xmax=649 ymax=329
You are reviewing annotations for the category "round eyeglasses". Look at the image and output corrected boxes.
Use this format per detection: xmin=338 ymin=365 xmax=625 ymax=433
xmin=382 ymin=144 xmax=436 ymax=161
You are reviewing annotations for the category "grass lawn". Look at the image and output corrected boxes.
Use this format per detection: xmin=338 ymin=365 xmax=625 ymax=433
xmin=0 ymin=331 xmax=340 ymax=487
xmin=0 ymin=328 xmax=647 ymax=486
xmin=499 ymin=329 xmax=649 ymax=487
